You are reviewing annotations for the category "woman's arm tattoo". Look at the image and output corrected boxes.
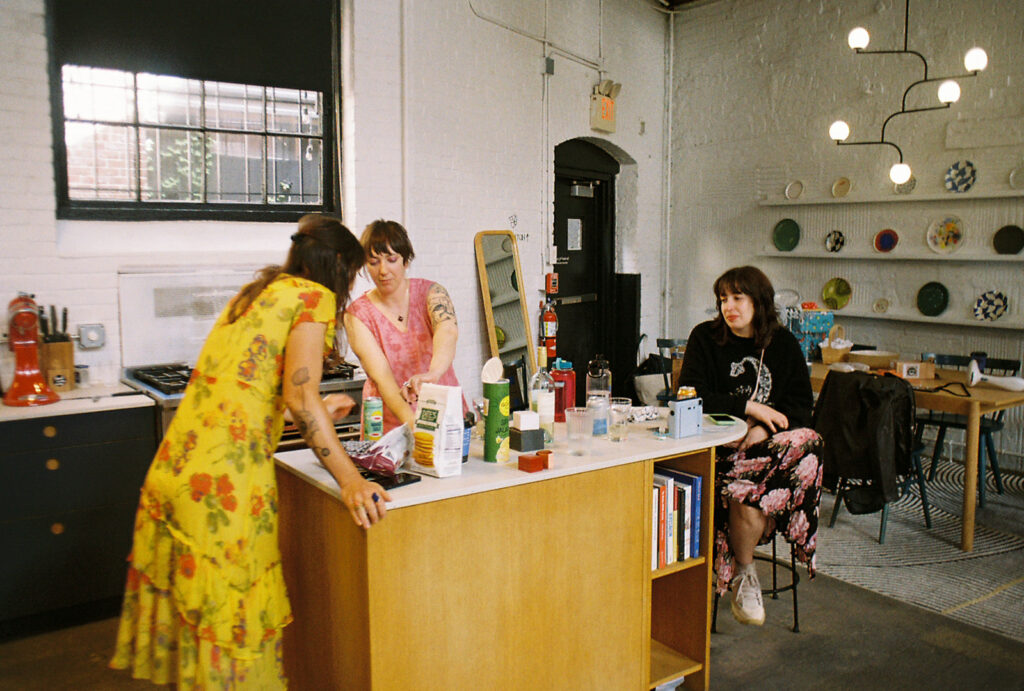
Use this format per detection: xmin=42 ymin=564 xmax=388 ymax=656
xmin=428 ymin=283 xmax=457 ymax=326
xmin=291 ymin=367 xmax=331 ymax=458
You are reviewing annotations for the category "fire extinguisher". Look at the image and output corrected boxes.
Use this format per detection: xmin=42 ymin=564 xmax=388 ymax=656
xmin=540 ymin=299 xmax=558 ymax=361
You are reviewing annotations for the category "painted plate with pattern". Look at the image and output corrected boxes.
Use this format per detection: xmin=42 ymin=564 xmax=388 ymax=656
xmin=916 ymin=282 xmax=949 ymax=317
xmin=894 ymin=174 xmax=917 ymax=195
xmin=944 ymin=160 xmax=977 ymax=193
xmin=773 ymin=218 xmax=801 ymax=252
xmin=926 ymin=216 xmax=965 ymax=254
xmin=824 ymin=229 xmax=846 ymax=253
xmin=831 ymin=177 xmax=852 ymax=198
xmin=874 ymin=228 xmax=899 ymax=253
xmin=822 ymin=277 xmax=852 ymax=310
xmin=974 ymin=290 xmax=1008 ymax=321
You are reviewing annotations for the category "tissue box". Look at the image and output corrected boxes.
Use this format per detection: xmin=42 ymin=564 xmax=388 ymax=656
xmin=510 ymin=427 xmax=545 ymax=452
xmin=799 ymin=310 xmax=834 ymax=334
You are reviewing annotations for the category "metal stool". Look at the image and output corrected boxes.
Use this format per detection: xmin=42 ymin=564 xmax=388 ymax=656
xmin=711 ymin=536 xmax=800 ymax=633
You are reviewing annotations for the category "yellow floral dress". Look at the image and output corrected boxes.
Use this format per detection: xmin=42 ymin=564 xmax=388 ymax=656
xmin=111 ymin=275 xmax=336 ymax=689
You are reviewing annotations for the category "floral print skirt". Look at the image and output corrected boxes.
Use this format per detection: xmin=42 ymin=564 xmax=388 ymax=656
xmin=109 ymin=509 xmax=289 ymax=689
xmin=713 ymin=427 xmax=823 ymax=595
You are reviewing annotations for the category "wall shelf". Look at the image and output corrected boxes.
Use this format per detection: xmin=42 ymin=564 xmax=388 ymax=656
xmin=759 ymin=189 xmax=1024 ymax=207
xmin=834 ymin=309 xmax=1023 ymax=331
xmin=758 ymin=250 xmax=1024 ymax=263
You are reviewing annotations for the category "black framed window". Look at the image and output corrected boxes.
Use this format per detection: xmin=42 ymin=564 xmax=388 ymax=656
xmin=48 ymin=0 xmax=339 ymax=222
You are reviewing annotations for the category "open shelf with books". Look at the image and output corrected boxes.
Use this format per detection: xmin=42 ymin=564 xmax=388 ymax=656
xmin=645 ymin=448 xmax=716 ymax=690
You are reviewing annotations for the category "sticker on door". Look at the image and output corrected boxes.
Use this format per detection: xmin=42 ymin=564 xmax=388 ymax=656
xmin=567 ymin=218 xmax=582 ymax=251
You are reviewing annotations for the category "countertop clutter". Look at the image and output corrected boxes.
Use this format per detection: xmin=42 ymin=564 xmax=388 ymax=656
xmin=0 ymin=384 xmax=153 ymax=422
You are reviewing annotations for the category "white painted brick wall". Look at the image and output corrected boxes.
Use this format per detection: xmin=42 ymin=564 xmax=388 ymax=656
xmin=669 ymin=0 xmax=1024 ymax=471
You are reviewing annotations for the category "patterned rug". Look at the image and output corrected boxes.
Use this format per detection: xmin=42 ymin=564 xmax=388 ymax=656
xmin=774 ymin=466 xmax=1024 ymax=643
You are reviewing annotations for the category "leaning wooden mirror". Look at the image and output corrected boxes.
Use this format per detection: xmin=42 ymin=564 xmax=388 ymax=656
xmin=474 ymin=231 xmax=535 ymax=374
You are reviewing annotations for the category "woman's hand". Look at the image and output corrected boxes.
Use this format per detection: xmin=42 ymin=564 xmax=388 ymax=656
xmin=744 ymin=400 xmax=789 ymax=433
xmin=738 ymin=420 xmax=770 ymax=450
xmin=323 ymin=393 xmax=357 ymax=420
xmin=338 ymin=476 xmax=392 ymax=529
xmin=403 ymin=371 xmax=442 ymax=402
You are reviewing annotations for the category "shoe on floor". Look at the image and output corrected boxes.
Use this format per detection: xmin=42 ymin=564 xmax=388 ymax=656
xmin=731 ymin=568 xmax=765 ymax=626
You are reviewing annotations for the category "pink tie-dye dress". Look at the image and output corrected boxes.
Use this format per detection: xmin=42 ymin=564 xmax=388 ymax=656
xmin=347 ymin=278 xmax=465 ymax=433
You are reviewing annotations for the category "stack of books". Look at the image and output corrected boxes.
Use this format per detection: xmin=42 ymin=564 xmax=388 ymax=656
xmin=651 ymin=469 xmax=702 ymax=570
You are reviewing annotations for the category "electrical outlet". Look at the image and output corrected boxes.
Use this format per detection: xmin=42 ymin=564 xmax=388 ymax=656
xmin=77 ymin=323 xmax=106 ymax=349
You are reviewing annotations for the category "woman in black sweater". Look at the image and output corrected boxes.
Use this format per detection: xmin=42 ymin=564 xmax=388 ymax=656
xmin=679 ymin=266 xmax=822 ymax=627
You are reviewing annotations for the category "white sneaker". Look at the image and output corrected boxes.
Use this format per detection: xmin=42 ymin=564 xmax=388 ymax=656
xmin=731 ymin=567 xmax=765 ymax=626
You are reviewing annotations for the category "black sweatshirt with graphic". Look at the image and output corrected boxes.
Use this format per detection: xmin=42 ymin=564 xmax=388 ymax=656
xmin=678 ymin=320 xmax=813 ymax=429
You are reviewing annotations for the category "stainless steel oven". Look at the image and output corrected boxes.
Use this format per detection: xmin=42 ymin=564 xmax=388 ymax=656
xmin=122 ymin=362 xmax=364 ymax=449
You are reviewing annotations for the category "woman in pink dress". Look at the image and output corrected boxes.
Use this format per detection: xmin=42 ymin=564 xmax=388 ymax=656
xmin=345 ymin=219 xmax=463 ymax=433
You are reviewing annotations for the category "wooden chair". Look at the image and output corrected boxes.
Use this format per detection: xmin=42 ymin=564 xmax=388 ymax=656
xmin=655 ymin=338 xmax=686 ymax=404
xmin=916 ymin=354 xmax=1020 ymax=506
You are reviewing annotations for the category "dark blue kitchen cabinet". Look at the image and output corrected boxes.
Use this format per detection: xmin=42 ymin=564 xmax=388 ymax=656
xmin=0 ymin=405 xmax=156 ymax=623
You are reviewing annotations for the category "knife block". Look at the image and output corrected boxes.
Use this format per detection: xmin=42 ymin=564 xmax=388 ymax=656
xmin=41 ymin=341 xmax=75 ymax=392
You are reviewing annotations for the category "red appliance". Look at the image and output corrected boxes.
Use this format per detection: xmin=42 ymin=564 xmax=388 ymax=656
xmin=3 ymin=293 xmax=59 ymax=406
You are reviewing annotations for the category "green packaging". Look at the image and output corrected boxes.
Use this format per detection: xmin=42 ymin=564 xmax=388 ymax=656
xmin=483 ymin=379 xmax=510 ymax=463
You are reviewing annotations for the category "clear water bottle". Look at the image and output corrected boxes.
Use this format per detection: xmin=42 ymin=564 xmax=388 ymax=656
xmin=586 ymin=355 xmax=611 ymax=436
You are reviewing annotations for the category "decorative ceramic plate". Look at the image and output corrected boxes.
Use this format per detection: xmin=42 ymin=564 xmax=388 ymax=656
xmin=974 ymin=290 xmax=1008 ymax=321
xmin=894 ymin=174 xmax=917 ymax=195
xmin=872 ymin=298 xmax=890 ymax=314
xmin=993 ymin=224 xmax=1024 ymax=255
xmin=822 ymin=277 xmax=852 ymax=310
xmin=944 ymin=160 xmax=977 ymax=193
xmin=772 ymin=218 xmax=801 ymax=252
xmin=1009 ymin=165 xmax=1024 ymax=190
xmin=874 ymin=228 xmax=899 ymax=253
xmin=824 ymin=229 xmax=846 ymax=253
xmin=785 ymin=180 xmax=804 ymax=200
xmin=916 ymin=282 xmax=949 ymax=317
xmin=831 ymin=177 xmax=852 ymax=198
xmin=926 ymin=216 xmax=965 ymax=254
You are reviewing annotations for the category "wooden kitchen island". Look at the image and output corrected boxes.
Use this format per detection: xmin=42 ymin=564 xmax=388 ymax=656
xmin=275 ymin=419 xmax=744 ymax=690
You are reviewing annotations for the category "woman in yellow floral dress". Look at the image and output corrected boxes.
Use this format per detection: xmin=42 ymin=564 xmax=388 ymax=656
xmin=111 ymin=215 xmax=390 ymax=688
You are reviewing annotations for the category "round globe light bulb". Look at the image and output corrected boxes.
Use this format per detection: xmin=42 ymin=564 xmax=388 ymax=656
xmin=829 ymin=120 xmax=850 ymax=141
xmin=964 ymin=47 xmax=988 ymax=72
xmin=848 ymin=27 xmax=870 ymax=50
xmin=889 ymin=163 xmax=912 ymax=185
xmin=937 ymin=80 xmax=961 ymax=104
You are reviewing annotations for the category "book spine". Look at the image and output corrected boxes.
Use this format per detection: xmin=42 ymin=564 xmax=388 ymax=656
xmin=651 ymin=487 xmax=659 ymax=570
xmin=681 ymin=482 xmax=692 ymax=562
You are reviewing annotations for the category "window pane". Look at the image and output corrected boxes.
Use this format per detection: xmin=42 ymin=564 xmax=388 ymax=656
xmin=207 ymin=132 xmax=264 ymax=203
xmin=299 ymin=138 xmax=324 ymax=203
xmin=141 ymin=128 xmax=207 ymax=201
xmin=267 ymin=136 xmax=309 ymax=204
xmin=137 ymin=73 xmax=201 ymax=127
xmin=204 ymin=81 xmax=265 ymax=132
xmin=65 ymin=122 xmax=138 ymax=200
xmin=266 ymin=88 xmax=322 ymax=135
xmin=62 ymin=65 xmax=134 ymax=123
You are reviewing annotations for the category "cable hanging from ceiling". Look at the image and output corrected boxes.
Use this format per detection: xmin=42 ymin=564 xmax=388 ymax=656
xmin=827 ymin=0 xmax=988 ymax=185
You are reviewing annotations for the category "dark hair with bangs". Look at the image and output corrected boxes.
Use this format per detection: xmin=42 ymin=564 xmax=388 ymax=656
xmin=360 ymin=219 xmax=415 ymax=264
xmin=710 ymin=265 xmax=781 ymax=349
xmin=227 ymin=214 xmax=364 ymax=324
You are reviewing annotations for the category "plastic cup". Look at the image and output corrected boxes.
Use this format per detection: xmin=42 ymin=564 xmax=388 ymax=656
xmin=609 ymin=397 xmax=632 ymax=442
xmin=566 ymin=407 xmax=593 ymax=456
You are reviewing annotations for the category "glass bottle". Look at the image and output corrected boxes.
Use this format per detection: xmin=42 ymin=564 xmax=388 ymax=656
xmin=529 ymin=346 xmax=555 ymax=443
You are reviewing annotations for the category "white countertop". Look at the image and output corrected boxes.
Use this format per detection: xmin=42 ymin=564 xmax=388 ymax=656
xmin=275 ymin=417 xmax=747 ymax=510
xmin=0 ymin=384 xmax=154 ymax=422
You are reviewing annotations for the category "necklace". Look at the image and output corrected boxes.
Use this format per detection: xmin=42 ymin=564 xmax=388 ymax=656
xmin=377 ymin=283 xmax=409 ymax=325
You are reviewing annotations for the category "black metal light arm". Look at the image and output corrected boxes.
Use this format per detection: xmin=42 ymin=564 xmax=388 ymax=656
xmin=835 ymin=139 xmax=904 ymax=164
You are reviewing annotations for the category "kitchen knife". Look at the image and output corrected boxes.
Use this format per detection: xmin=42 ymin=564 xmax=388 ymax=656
xmin=40 ymin=308 xmax=50 ymax=342
xmin=61 ymin=307 xmax=68 ymax=341
xmin=49 ymin=305 xmax=58 ymax=340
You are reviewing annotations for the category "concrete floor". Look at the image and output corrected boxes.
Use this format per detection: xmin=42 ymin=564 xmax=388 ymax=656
xmin=2 ymin=569 xmax=1023 ymax=689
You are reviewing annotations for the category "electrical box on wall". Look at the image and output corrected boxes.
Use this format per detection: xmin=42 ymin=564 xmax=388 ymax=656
xmin=590 ymin=94 xmax=616 ymax=133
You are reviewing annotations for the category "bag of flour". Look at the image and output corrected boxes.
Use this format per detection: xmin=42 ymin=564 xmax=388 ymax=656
xmin=409 ymin=383 xmax=463 ymax=477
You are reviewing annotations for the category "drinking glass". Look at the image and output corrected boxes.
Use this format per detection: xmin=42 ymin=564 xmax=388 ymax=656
xmin=471 ymin=397 xmax=486 ymax=439
xmin=566 ymin=407 xmax=593 ymax=456
xmin=609 ymin=397 xmax=632 ymax=442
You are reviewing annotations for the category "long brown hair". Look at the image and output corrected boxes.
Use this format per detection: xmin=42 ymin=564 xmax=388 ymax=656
xmin=227 ymin=214 xmax=365 ymax=323
xmin=710 ymin=265 xmax=781 ymax=350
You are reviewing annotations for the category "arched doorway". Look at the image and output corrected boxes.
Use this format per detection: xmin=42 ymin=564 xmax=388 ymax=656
xmin=553 ymin=139 xmax=639 ymax=403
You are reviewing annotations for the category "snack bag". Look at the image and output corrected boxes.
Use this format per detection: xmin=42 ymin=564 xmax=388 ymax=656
xmin=342 ymin=424 xmax=411 ymax=475
xmin=409 ymin=383 xmax=464 ymax=477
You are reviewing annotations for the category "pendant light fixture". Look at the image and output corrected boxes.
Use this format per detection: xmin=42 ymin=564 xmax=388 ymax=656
xmin=828 ymin=0 xmax=988 ymax=184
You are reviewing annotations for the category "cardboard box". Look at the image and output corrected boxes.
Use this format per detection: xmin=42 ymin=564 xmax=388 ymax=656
xmin=895 ymin=360 xmax=935 ymax=380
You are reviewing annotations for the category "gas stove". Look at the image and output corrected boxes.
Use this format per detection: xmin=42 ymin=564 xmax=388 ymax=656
xmin=124 ymin=361 xmax=358 ymax=399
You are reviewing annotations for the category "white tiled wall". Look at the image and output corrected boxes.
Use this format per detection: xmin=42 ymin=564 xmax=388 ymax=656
xmin=0 ymin=0 xmax=669 ymax=404
xmin=668 ymin=0 xmax=1024 ymax=470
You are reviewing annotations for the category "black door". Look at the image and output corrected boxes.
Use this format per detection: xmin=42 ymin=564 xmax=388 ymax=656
xmin=553 ymin=140 xmax=618 ymax=405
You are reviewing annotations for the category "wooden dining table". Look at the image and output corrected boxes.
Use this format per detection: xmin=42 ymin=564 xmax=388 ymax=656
xmin=810 ymin=363 xmax=1024 ymax=551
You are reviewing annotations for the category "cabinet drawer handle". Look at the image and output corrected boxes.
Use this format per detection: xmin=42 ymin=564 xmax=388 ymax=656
xmin=50 ymin=522 xmax=65 ymax=535
xmin=43 ymin=425 xmax=58 ymax=438
xmin=46 ymin=458 xmax=60 ymax=471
